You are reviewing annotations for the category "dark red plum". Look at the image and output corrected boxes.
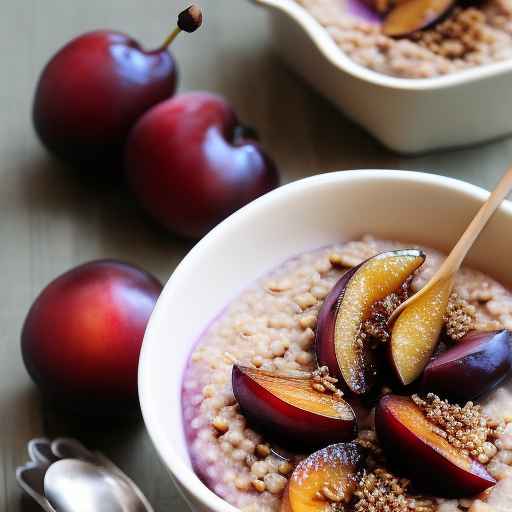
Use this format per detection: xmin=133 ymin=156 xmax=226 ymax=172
xmin=125 ymin=92 xmax=279 ymax=238
xmin=32 ymin=6 xmax=202 ymax=174
xmin=33 ymin=31 xmax=177 ymax=173
xmin=21 ymin=260 xmax=162 ymax=414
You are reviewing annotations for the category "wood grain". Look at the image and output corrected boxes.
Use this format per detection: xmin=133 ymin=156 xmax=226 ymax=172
xmin=0 ymin=0 xmax=510 ymax=510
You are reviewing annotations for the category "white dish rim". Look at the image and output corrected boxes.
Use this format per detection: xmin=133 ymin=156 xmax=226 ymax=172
xmin=139 ymin=169 xmax=512 ymax=512
xmin=252 ymin=0 xmax=512 ymax=91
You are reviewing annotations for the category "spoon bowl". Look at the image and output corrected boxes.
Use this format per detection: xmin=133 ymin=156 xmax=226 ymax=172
xmin=44 ymin=459 xmax=148 ymax=512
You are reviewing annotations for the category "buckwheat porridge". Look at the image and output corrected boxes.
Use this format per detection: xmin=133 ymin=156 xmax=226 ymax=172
xmin=182 ymin=235 xmax=512 ymax=512
xmin=293 ymin=0 xmax=512 ymax=78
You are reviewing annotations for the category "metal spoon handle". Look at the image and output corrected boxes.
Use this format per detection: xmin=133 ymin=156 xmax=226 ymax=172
xmin=18 ymin=438 xmax=154 ymax=512
xmin=94 ymin=453 xmax=155 ymax=512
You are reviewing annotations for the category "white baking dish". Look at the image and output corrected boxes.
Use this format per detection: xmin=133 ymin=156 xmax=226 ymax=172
xmin=252 ymin=0 xmax=512 ymax=153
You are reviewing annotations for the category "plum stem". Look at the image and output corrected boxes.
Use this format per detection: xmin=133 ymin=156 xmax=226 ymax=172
xmin=161 ymin=5 xmax=203 ymax=49
xmin=161 ymin=26 xmax=182 ymax=49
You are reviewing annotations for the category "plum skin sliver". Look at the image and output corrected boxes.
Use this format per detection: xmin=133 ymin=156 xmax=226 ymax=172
xmin=421 ymin=330 xmax=512 ymax=403
xmin=315 ymin=265 xmax=360 ymax=388
xmin=375 ymin=395 xmax=496 ymax=498
xmin=231 ymin=365 xmax=357 ymax=450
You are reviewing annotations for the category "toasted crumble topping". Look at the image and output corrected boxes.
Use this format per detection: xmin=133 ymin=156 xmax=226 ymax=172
xmin=314 ymin=484 xmax=351 ymax=506
xmin=354 ymin=432 xmax=435 ymax=511
xmin=356 ymin=430 xmax=386 ymax=470
xmin=353 ymin=468 xmax=436 ymax=512
xmin=411 ymin=8 xmax=489 ymax=60
xmin=311 ymin=365 xmax=344 ymax=398
xmin=362 ymin=304 xmax=391 ymax=344
xmin=363 ymin=277 xmax=412 ymax=345
xmin=444 ymin=292 xmax=476 ymax=342
xmin=412 ymin=394 xmax=504 ymax=463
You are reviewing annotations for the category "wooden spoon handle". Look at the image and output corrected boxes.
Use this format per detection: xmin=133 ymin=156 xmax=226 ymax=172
xmin=389 ymin=168 xmax=512 ymax=324
xmin=434 ymin=166 xmax=512 ymax=282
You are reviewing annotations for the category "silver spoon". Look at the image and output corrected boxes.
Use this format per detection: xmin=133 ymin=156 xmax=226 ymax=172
xmin=17 ymin=438 xmax=153 ymax=512
xmin=44 ymin=459 xmax=149 ymax=512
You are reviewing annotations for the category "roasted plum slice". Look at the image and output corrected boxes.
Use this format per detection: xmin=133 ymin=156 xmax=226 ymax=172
xmin=383 ymin=0 xmax=455 ymax=37
xmin=232 ymin=365 xmax=357 ymax=449
xmin=391 ymin=277 xmax=454 ymax=386
xmin=421 ymin=330 xmax=512 ymax=403
xmin=315 ymin=249 xmax=425 ymax=395
xmin=375 ymin=395 xmax=495 ymax=497
xmin=283 ymin=442 xmax=363 ymax=512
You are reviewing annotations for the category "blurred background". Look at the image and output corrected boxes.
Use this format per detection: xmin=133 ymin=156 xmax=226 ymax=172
xmin=2 ymin=0 xmax=512 ymax=510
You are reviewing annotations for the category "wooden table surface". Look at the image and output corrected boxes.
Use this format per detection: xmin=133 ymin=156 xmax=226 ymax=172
xmin=2 ymin=0 xmax=512 ymax=510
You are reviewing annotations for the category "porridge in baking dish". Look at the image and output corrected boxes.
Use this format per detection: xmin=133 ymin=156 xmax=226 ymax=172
xmin=293 ymin=0 xmax=512 ymax=78
xmin=182 ymin=235 xmax=512 ymax=511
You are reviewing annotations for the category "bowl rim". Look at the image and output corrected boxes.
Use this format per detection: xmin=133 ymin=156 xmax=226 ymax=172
xmin=139 ymin=169 xmax=512 ymax=512
xmin=252 ymin=0 xmax=512 ymax=91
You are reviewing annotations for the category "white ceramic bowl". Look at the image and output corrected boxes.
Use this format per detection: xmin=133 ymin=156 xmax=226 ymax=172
xmin=251 ymin=0 xmax=512 ymax=154
xmin=139 ymin=169 xmax=512 ymax=512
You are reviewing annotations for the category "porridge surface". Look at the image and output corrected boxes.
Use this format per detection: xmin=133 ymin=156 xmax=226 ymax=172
xmin=294 ymin=0 xmax=512 ymax=78
xmin=181 ymin=236 xmax=512 ymax=511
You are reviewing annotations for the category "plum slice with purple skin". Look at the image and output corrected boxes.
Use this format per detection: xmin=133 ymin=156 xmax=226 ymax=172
xmin=383 ymin=0 xmax=455 ymax=37
xmin=315 ymin=249 xmax=425 ymax=396
xmin=232 ymin=365 xmax=357 ymax=449
xmin=375 ymin=394 xmax=496 ymax=497
xmin=283 ymin=442 xmax=363 ymax=512
xmin=421 ymin=330 xmax=512 ymax=403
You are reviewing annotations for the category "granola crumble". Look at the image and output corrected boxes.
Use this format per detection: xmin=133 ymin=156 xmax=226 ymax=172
xmin=412 ymin=393 xmax=504 ymax=463
xmin=363 ymin=276 xmax=412 ymax=345
xmin=444 ymin=292 xmax=476 ymax=342
xmin=353 ymin=468 xmax=436 ymax=512
xmin=311 ymin=365 xmax=344 ymax=398
xmin=411 ymin=8 xmax=489 ymax=60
